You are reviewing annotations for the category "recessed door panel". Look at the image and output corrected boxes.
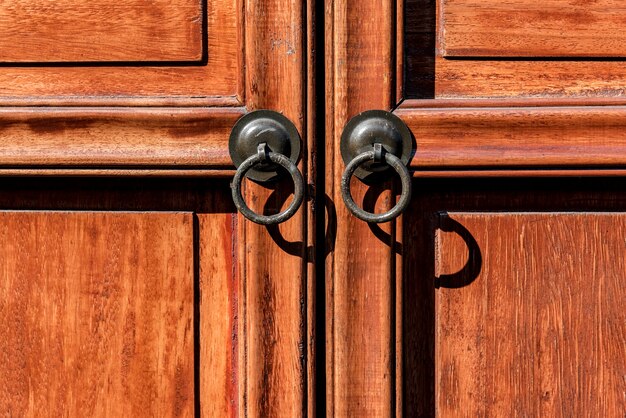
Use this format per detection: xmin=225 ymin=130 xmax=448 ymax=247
xmin=406 ymin=0 xmax=626 ymax=99
xmin=435 ymin=212 xmax=626 ymax=416
xmin=0 ymin=0 xmax=203 ymax=62
xmin=0 ymin=212 xmax=195 ymax=416
xmin=442 ymin=0 xmax=626 ymax=57
xmin=0 ymin=0 xmax=238 ymax=103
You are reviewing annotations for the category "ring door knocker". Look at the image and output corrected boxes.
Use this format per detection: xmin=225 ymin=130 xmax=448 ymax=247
xmin=340 ymin=110 xmax=413 ymax=223
xmin=229 ymin=110 xmax=304 ymax=225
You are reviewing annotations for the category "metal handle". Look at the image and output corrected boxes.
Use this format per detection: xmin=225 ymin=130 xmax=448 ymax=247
xmin=341 ymin=144 xmax=411 ymax=223
xmin=340 ymin=110 xmax=414 ymax=223
xmin=231 ymin=143 xmax=304 ymax=225
xmin=229 ymin=110 xmax=304 ymax=225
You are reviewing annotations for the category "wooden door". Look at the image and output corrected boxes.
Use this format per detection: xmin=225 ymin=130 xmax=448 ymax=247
xmin=0 ymin=1 xmax=315 ymax=416
xmin=327 ymin=0 xmax=626 ymax=416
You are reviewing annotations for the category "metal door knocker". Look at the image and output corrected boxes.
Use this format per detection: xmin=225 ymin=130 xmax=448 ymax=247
xmin=229 ymin=110 xmax=303 ymax=225
xmin=340 ymin=110 xmax=413 ymax=223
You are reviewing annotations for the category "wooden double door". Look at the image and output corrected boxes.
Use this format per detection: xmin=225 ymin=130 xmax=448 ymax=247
xmin=1 ymin=0 xmax=625 ymax=416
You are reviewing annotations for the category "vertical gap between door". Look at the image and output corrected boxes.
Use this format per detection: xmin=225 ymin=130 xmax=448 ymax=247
xmin=313 ymin=0 xmax=327 ymax=414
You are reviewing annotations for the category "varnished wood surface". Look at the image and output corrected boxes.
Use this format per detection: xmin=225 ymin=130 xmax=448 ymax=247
xmin=0 ymin=212 xmax=194 ymax=416
xmin=0 ymin=107 xmax=242 ymax=171
xmin=435 ymin=58 xmax=626 ymax=100
xmin=0 ymin=0 xmax=309 ymax=415
xmin=0 ymin=0 xmax=202 ymax=62
xmin=326 ymin=0 xmax=398 ymax=415
xmin=435 ymin=212 xmax=626 ymax=416
xmin=0 ymin=0 xmax=238 ymax=104
xmin=200 ymin=212 xmax=238 ymax=417
xmin=330 ymin=0 xmax=626 ymax=416
xmin=404 ymin=0 xmax=626 ymax=100
xmin=394 ymin=105 xmax=626 ymax=171
xmin=0 ymin=177 xmax=245 ymax=417
xmin=442 ymin=0 xmax=626 ymax=57
xmin=242 ymin=0 xmax=309 ymax=415
xmin=401 ymin=98 xmax=626 ymax=108
xmin=401 ymin=178 xmax=626 ymax=415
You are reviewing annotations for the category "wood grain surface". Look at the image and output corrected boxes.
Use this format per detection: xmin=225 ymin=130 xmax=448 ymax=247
xmin=0 ymin=0 xmax=309 ymax=415
xmin=241 ymin=0 xmax=308 ymax=415
xmin=435 ymin=58 xmax=626 ymax=99
xmin=0 ymin=107 xmax=242 ymax=171
xmin=400 ymin=179 xmax=626 ymax=415
xmin=404 ymin=0 xmax=626 ymax=100
xmin=0 ymin=212 xmax=194 ymax=417
xmin=435 ymin=212 xmax=626 ymax=416
xmin=0 ymin=0 xmax=238 ymax=104
xmin=199 ymin=212 xmax=238 ymax=417
xmin=326 ymin=0 xmax=399 ymax=415
xmin=394 ymin=104 xmax=626 ymax=172
xmin=0 ymin=0 xmax=203 ymax=62
xmin=442 ymin=0 xmax=626 ymax=57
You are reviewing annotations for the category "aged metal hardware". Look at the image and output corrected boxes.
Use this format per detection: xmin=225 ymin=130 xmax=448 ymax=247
xmin=340 ymin=110 xmax=413 ymax=223
xmin=229 ymin=110 xmax=304 ymax=225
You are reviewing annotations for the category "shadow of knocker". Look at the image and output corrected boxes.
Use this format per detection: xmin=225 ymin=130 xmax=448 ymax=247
xmin=361 ymin=180 xmax=404 ymax=255
xmin=263 ymin=180 xmax=337 ymax=262
xmin=435 ymin=214 xmax=482 ymax=289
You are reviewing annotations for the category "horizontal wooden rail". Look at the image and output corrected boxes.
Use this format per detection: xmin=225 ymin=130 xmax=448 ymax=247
xmin=0 ymin=107 xmax=244 ymax=175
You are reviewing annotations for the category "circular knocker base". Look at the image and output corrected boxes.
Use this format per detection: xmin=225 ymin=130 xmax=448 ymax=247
xmin=228 ymin=110 xmax=304 ymax=224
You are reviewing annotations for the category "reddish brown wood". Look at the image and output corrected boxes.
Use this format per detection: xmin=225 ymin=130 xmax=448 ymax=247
xmin=0 ymin=0 xmax=203 ymax=62
xmin=326 ymin=0 xmax=398 ymax=415
xmin=442 ymin=0 xmax=626 ymax=57
xmin=200 ymin=213 xmax=238 ymax=417
xmin=0 ymin=212 xmax=194 ymax=416
xmin=435 ymin=212 xmax=626 ymax=416
xmin=0 ymin=0 xmax=310 ymax=415
xmin=435 ymin=58 xmax=626 ymax=100
xmin=393 ymin=104 xmax=626 ymax=171
xmin=404 ymin=0 xmax=626 ymax=100
xmin=0 ymin=0 xmax=239 ymax=105
xmin=399 ymin=178 xmax=626 ymax=416
xmin=401 ymin=98 xmax=626 ymax=108
xmin=241 ymin=0 xmax=308 ymax=415
xmin=334 ymin=0 xmax=626 ymax=416
xmin=0 ymin=107 xmax=242 ymax=171
xmin=0 ymin=169 xmax=236 ymax=177
xmin=410 ymin=169 xmax=626 ymax=178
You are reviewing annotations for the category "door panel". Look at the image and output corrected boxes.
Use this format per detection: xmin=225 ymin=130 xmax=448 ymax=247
xmin=0 ymin=212 xmax=194 ymax=416
xmin=441 ymin=0 xmax=626 ymax=57
xmin=0 ymin=0 xmax=310 ymax=414
xmin=0 ymin=0 xmax=238 ymax=103
xmin=436 ymin=212 xmax=626 ymax=416
xmin=328 ymin=0 xmax=626 ymax=416
xmin=405 ymin=0 xmax=626 ymax=100
xmin=401 ymin=180 xmax=626 ymax=416
xmin=0 ymin=0 xmax=203 ymax=62
xmin=0 ymin=181 xmax=249 ymax=417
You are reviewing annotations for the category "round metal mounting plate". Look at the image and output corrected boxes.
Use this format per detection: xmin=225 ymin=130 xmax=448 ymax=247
xmin=340 ymin=110 xmax=413 ymax=181
xmin=229 ymin=110 xmax=301 ymax=182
